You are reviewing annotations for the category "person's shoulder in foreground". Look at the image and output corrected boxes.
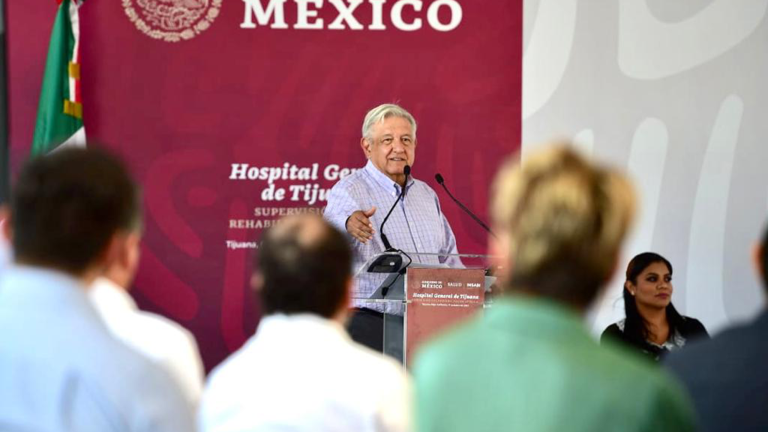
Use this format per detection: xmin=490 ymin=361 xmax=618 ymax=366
xmin=201 ymin=314 xmax=410 ymax=432
xmin=664 ymin=311 xmax=768 ymax=432
xmin=413 ymin=297 xmax=695 ymax=432
xmin=664 ymin=225 xmax=768 ymax=432
xmin=90 ymin=277 xmax=204 ymax=406
xmin=0 ymin=273 xmax=194 ymax=432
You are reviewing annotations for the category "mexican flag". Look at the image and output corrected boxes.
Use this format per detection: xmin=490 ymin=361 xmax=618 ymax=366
xmin=31 ymin=0 xmax=85 ymax=155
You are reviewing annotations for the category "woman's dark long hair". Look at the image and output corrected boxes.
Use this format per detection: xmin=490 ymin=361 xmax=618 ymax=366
xmin=622 ymin=252 xmax=686 ymax=355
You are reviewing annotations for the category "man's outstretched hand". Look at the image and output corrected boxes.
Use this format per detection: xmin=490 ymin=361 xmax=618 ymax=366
xmin=346 ymin=206 xmax=376 ymax=244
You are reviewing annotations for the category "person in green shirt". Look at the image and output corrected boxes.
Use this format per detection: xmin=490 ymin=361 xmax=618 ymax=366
xmin=413 ymin=145 xmax=695 ymax=432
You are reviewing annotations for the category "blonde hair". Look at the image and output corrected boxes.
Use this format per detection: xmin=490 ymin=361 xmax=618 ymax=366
xmin=491 ymin=144 xmax=636 ymax=306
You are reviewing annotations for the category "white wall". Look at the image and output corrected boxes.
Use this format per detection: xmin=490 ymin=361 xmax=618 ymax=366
xmin=522 ymin=0 xmax=768 ymax=335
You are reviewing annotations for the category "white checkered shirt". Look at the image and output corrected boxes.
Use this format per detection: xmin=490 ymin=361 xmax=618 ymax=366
xmin=324 ymin=160 xmax=461 ymax=315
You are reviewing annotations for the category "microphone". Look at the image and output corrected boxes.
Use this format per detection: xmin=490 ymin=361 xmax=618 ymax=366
xmin=379 ymin=165 xmax=411 ymax=251
xmin=435 ymin=173 xmax=497 ymax=239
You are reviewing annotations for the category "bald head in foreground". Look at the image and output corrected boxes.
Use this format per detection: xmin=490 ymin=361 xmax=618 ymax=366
xmin=200 ymin=215 xmax=411 ymax=432
xmin=413 ymin=145 xmax=695 ymax=432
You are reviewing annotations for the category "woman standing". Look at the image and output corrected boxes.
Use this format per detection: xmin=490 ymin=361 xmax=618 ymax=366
xmin=602 ymin=252 xmax=709 ymax=361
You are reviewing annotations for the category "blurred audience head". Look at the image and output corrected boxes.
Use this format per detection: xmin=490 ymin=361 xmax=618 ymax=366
xmin=254 ymin=214 xmax=352 ymax=319
xmin=10 ymin=148 xmax=141 ymax=279
xmin=490 ymin=144 xmax=636 ymax=309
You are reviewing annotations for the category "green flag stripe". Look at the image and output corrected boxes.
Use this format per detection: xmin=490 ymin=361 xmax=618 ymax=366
xmin=31 ymin=0 xmax=83 ymax=155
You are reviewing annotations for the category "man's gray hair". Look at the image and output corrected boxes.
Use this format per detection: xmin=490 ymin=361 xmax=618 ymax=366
xmin=361 ymin=103 xmax=418 ymax=141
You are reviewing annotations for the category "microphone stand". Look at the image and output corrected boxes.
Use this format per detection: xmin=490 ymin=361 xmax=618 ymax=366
xmin=366 ymin=165 xmax=411 ymax=273
xmin=435 ymin=173 xmax=497 ymax=239
xmin=379 ymin=165 xmax=410 ymax=251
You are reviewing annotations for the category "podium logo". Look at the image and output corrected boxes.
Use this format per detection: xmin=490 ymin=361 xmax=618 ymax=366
xmin=421 ymin=280 xmax=444 ymax=289
xmin=123 ymin=0 xmax=223 ymax=42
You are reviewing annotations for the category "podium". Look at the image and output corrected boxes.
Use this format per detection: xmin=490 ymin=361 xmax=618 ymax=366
xmin=352 ymin=252 xmax=496 ymax=367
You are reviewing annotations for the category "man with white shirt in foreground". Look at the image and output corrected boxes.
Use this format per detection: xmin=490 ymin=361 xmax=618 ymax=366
xmin=89 ymin=222 xmax=204 ymax=407
xmin=199 ymin=214 xmax=411 ymax=432
xmin=0 ymin=148 xmax=193 ymax=431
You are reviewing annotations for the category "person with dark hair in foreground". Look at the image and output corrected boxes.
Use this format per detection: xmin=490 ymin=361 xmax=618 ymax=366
xmin=413 ymin=145 xmax=694 ymax=432
xmin=199 ymin=214 xmax=411 ymax=432
xmin=602 ymin=252 xmax=709 ymax=362
xmin=0 ymin=148 xmax=193 ymax=432
xmin=664 ymin=226 xmax=768 ymax=431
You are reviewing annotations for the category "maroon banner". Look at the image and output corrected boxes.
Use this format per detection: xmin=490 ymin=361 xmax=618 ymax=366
xmin=406 ymin=267 xmax=485 ymax=366
xmin=8 ymin=1 xmax=521 ymax=370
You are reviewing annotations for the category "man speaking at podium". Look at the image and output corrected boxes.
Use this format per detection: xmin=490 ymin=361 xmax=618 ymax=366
xmin=325 ymin=103 xmax=460 ymax=353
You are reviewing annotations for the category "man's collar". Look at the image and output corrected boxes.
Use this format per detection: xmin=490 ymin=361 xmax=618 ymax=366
xmin=257 ymin=313 xmax=350 ymax=339
xmin=363 ymin=160 xmax=415 ymax=194
xmin=90 ymin=276 xmax=138 ymax=312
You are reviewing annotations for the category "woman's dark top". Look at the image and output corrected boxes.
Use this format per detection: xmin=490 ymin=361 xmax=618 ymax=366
xmin=601 ymin=317 xmax=709 ymax=362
